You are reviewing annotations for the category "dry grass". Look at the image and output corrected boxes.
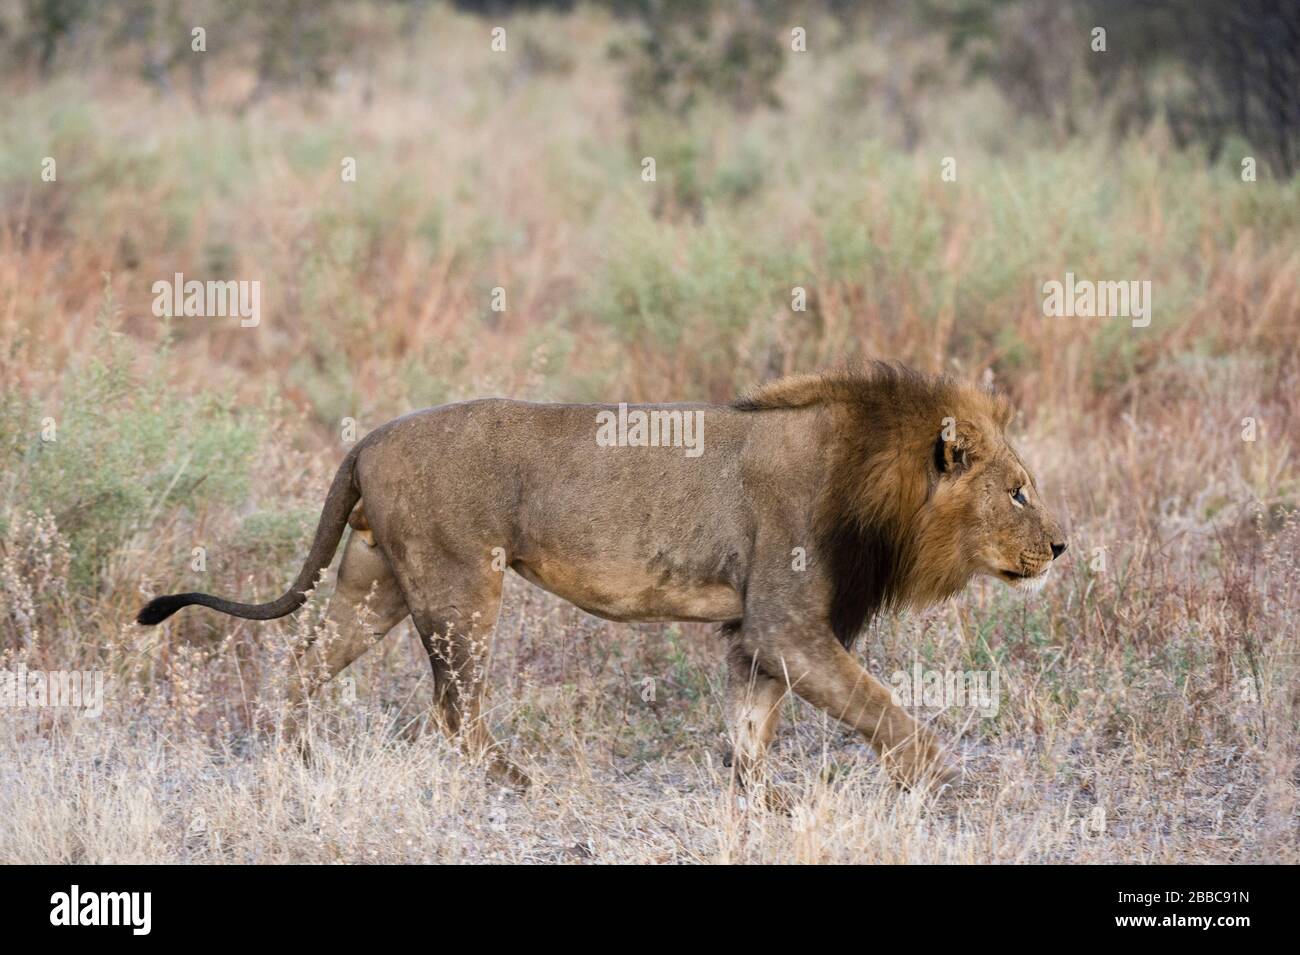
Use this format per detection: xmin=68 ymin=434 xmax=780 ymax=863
xmin=0 ymin=3 xmax=1297 ymax=863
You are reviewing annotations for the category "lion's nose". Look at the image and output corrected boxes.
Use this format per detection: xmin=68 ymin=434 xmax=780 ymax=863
xmin=1050 ymin=542 xmax=1067 ymax=560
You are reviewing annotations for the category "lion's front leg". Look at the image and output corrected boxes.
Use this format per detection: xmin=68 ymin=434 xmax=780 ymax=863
xmin=723 ymin=640 xmax=786 ymax=790
xmin=738 ymin=618 xmax=958 ymax=790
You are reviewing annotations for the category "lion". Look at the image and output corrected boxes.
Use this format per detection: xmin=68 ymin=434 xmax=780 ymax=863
xmin=136 ymin=362 xmax=1066 ymax=792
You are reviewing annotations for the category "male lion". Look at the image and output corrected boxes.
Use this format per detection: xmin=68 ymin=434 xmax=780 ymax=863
xmin=137 ymin=363 xmax=1066 ymax=792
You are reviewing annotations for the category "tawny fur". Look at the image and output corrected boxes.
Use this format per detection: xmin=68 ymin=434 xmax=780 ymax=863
xmin=137 ymin=362 xmax=1066 ymax=793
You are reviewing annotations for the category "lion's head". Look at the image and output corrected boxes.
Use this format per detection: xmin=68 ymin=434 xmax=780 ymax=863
xmin=738 ymin=363 xmax=1067 ymax=646
xmin=927 ymin=398 xmax=1067 ymax=594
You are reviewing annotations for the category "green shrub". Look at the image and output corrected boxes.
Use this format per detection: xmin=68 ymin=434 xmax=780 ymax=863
xmin=0 ymin=302 xmax=261 ymax=588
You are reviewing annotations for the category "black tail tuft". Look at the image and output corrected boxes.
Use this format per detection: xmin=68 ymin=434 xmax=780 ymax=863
xmin=136 ymin=593 xmax=199 ymax=626
xmin=133 ymin=444 xmax=361 ymax=628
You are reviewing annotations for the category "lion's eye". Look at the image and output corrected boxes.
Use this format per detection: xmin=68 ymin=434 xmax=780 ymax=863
xmin=1010 ymin=486 xmax=1028 ymax=507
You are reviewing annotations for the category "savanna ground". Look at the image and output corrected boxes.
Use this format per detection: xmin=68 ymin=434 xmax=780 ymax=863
xmin=1 ymin=1 xmax=1298 ymax=863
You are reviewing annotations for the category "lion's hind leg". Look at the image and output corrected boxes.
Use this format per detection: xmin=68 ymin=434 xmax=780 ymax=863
xmin=285 ymin=528 xmax=410 ymax=744
xmin=397 ymin=559 xmax=531 ymax=791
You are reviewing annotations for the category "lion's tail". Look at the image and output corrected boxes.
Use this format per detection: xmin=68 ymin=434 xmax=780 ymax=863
xmin=135 ymin=446 xmax=362 ymax=626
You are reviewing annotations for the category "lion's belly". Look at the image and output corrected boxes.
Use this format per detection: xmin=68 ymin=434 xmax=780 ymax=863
xmin=512 ymin=558 xmax=743 ymax=624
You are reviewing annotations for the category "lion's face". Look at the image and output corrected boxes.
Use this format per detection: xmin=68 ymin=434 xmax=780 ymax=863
xmin=932 ymin=425 xmax=1067 ymax=593
xmin=968 ymin=446 xmax=1066 ymax=591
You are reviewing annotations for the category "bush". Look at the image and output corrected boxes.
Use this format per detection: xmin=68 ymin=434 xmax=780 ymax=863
xmin=0 ymin=297 xmax=261 ymax=588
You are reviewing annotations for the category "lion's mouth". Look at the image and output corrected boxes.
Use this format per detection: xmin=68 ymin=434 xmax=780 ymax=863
xmin=998 ymin=567 xmax=1048 ymax=584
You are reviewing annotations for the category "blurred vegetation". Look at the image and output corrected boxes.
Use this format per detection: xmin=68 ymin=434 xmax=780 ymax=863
xmin=610 ymin=0 xmax=786 ymax=116
xmin=0 ymin=293 xmax=261 ymax=588
xmin=4 ymin=0 xmax=1297 ymax=175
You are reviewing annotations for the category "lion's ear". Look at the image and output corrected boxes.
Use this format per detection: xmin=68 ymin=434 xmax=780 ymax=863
xmin=934 ymin=422 xmax=978 ymax=477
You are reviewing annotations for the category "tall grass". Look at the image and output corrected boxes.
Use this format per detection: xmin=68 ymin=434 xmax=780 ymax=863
xmin=0 ymin=3 xmax=1296 ymax=862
